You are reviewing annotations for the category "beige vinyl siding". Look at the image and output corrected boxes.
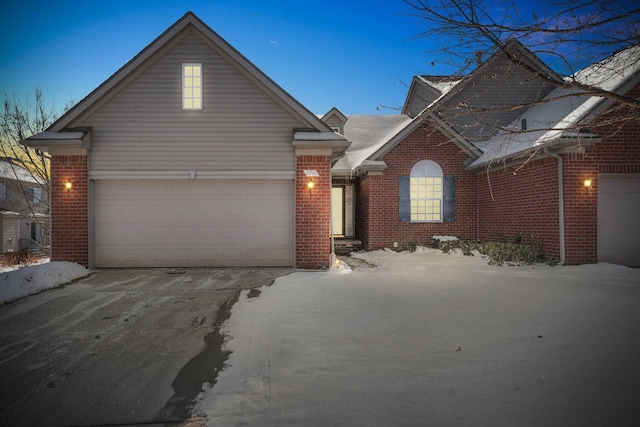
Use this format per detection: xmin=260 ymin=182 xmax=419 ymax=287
xmin=324 ymin=115 xmax=343 ymax=132
xmin=73 ymin=30 xmax=304 ymax=172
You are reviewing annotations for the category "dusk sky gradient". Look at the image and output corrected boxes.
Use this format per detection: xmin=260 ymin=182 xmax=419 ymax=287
xmin=1 ymin=0 xmax=443 ymax=116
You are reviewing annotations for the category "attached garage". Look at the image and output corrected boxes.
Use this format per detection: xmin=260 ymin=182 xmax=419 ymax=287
xmin=93 ymin=180 xmax=294 ymax=267
xmin=598 ymin=174 xmax=640 ymax=267
xmin=21 ymin=13 xmax=347 ymax=269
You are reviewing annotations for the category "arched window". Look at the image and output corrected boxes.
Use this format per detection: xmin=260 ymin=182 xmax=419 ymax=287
xmin=410 ymin=160 xmax=443 ymax=222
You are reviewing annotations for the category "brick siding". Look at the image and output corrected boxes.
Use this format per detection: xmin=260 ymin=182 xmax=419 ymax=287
xmin=50 ymin=155 xmax=88 ymax=266
xmin=296 ymin=154 xmax=332 ymax=269
xmin=358 ymin=121 xmax=477 ymax=251
xmin=476 ymin=83 xmax=640 ymax=264
xmin=477 ymin=157 xmax=561 ymax=261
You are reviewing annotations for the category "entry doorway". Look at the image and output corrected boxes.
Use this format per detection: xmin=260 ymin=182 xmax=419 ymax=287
xmin=331 ymin=185 xmax=355 ymax=238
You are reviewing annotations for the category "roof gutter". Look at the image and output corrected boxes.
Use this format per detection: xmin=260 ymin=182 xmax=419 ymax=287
xmin=543 ymin=147 xmax=565 ymax=265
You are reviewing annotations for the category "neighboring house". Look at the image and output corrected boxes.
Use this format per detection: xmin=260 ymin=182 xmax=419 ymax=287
xmin=327 ymin=41 xmax=640 ymax=267
xmin=0 ymin=158 xmax=49 ymax=253
xmin=22 ymin=12 xmax=348 ymax=269
xmin=21 ymin=12 xmax=640 ymax=269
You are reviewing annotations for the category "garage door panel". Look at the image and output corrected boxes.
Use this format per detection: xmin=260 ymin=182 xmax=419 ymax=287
xmin=598 ymin=174 xmax=640 ymax=267
xmin=94 ymin=180 xmax=294 ymax=267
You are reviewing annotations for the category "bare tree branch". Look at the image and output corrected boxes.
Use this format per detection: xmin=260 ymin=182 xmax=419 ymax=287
xmin=0 ymin=89 xmax=72 ymax=237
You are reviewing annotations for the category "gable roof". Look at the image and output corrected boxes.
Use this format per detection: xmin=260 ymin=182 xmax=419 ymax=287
xmin=45 ymin=12 xmax=333 ymax=135
xmin=469 ymin=43 xmax=640 ymax=169
xmin=331 ymin=109 xmax=481 ymax=175
xmin=321 ymin=107 xmax=348 ymax=125
xmin=428 ymin=39 xmax=564 ymax=142
xmin=402 ymin=75 xmax=463 ymax=117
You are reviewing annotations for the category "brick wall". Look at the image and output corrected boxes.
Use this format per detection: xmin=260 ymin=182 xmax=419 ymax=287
xmin=50 ymin=155 xmax=88 ymax=266
xmin=355 ymin=174 xmax=373 ymax=248
xmin=358 ymin=121 xmax=477 ymax=251
xmin=476 ymin=82 xmax=640 ymax=264
xmin=561 ymin=83 xmax=640 ymax=263
xmin=296 ymin=155 xmax=332 ymax=269
xmin=477 ymin=157 xmax=561 ymax=261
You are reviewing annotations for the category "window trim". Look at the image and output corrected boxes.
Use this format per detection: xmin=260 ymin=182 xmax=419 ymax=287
xmin=182 ymin=63 xmax=203 ymax=110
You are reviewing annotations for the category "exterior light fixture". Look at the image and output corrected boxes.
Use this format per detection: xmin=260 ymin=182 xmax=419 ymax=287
xmin=303 ymin=169 xmax=319 ymax=195
xmin=65 ymin=180 xmax=73 ymax=194
xmin=583 ymin=178 xmax=592 ymax=193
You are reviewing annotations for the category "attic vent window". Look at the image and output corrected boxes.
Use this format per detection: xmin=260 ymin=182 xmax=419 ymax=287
xmin=182 ymin=64 xmax=202 ymax=110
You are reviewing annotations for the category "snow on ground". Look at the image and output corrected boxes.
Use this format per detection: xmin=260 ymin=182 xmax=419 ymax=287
xmin=192 ymin=248 xmax=640 ymax=426
xmin=0 ymin=257 xmax=51 ymax=273
xmin=0 ymin=261 xmax=90 ymax=305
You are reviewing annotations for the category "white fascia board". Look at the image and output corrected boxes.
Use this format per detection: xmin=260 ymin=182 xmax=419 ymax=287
xmin=89 ymin=170 xmax=296 ymax=180
xmin=21 ymin=130 xmax=91 ymax=155
xmin=293 ymin=135 xmax=352 ymax=160
xmin=294 ymin=131 xmax=348 ymax=141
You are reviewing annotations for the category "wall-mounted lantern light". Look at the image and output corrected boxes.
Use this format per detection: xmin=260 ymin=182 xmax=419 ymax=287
xmin=65 ymin=180 xmax=73 ymax=194
xmin=303 ymin=169 xmax=319 ymax=196
xmin=583 ymin=178 xmax=592 ymax=193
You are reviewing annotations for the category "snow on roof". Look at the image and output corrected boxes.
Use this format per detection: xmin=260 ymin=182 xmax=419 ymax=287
xmin=470 ymin=44 xmax=640 ymax=169
xmin=26 ymin=131 xmax=85 ymax=140
xmin=293 ymin=131 xmax=348 ymax=141
xmin=332 ymin=115 xmax=414 ymax=173
xmin=0 ymin=160 xmax=43 ymax=184
xmin=418 ymin=76 xmax=463 ymax=96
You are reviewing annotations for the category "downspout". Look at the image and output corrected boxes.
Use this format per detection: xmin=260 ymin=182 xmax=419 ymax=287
xmin=329 ymin=178 xmax=336 ymax=269
xmin=544 ymin=147 xmax=565 ymax=265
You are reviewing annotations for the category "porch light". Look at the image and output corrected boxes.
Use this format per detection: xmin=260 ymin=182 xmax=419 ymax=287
xmin=65 ymin=180 xmax=72 ymax=194
xmin=307 ymin=180 xmax=314 ymax=195
xmin=583 ymin=178 xmax=592 ymax=193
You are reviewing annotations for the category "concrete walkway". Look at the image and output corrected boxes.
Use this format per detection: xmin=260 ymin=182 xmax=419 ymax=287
xmin=0 ymin=267 xmax=291 ymax=426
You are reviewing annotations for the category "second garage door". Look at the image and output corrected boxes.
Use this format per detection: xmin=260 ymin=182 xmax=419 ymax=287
xmin=94 ymin=180 xmax=294 ymax=267
xmin=598 ymin=174 xmax=640 ymax=267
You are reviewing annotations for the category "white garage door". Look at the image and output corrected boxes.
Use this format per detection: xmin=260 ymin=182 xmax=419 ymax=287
xmin=94 ymin=180 xmax=294 ymax=267
xmin=598 ymin=174 xmax=640 ymax=267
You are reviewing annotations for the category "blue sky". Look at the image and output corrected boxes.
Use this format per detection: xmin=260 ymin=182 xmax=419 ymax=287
xmin=0 ymin=0 xmax=444 ymax=116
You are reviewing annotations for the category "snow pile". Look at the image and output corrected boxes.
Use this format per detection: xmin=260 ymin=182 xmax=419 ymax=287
xmin=432 ymin=235 xmax=458 ymax=241
xmin=0 ymin=261 xmax=90 ymax=305
xmin=192 ymin=249 xmax=640 ymax=426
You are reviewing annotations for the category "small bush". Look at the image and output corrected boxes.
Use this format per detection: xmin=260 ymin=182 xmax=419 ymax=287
xmin=430 ymin=239 xmax=543 ymax=265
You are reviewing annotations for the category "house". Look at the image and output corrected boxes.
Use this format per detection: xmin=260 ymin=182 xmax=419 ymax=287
xmin=22 ymin=12 xmax=349 ymax=269
xmin=0 ymin=158 xmax=49 ymax=254
xmin=327 ymin=41 xmax=640 ymax=267
xmin=21 ymin=12 xmax=640 ymax=269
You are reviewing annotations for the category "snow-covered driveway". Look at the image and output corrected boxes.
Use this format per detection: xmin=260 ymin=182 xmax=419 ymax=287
xmin=194 ymin=249 xmax=640 ymax=426
xmin=0 ymin=267 xmax=291 ymax=426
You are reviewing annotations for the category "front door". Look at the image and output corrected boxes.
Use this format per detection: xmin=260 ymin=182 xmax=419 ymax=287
xmin=332 ymin=187 xmax=344 ymax=236
xmin=331 ymin=185 xmax=354 ymax=238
